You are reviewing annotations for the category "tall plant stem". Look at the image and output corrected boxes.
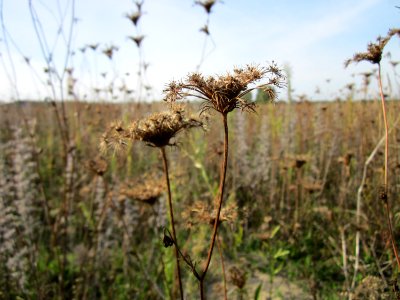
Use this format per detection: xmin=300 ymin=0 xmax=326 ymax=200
xmin=377 ymin=64 xmax=389 ymax=190
xmin=199 ymin=113 xmax=229 ymax=299
xmin=160 ymin=147 xmax=184 ymax=300
xmin=377 ymin=63 xmax=400 ymax=269
xmin=216 ymin=234 xmax=228 ymax=300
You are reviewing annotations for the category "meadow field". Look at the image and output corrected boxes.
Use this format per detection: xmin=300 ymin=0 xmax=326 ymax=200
xmin=1 ymin=97 xmax=400 ymax=299
xmin=1 ymin=1 xmax=400 ymax=299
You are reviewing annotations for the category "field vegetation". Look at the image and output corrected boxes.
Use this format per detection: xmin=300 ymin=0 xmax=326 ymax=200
xmin=1 ymin=1 xmax=400 ymax=299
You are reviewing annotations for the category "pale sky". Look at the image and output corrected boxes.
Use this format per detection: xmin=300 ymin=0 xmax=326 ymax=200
xmin=0 ymin=0 xmax=399 ymax=101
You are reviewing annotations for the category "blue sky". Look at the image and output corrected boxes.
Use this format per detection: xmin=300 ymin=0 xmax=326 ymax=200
xmin=1 ymin=0 xmax=399 ymax=101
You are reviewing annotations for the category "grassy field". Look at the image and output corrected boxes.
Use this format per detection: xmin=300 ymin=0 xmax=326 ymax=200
xmin=1 ymin=98 xmax=400 ymax=299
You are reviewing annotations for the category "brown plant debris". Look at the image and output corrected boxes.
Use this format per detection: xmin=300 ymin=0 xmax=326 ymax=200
xmin=229 ymin=266 xmax=247 ymax=289
xmin=163 ymin=63 xmax=285 ymax=115
xmin=86 ymin=156 xmax=108 ymax=176
xmin=181 ymin=200 xmax=238 ymax=228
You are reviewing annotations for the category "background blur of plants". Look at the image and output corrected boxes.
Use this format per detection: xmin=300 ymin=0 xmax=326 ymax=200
xmin=1 ymin=1 xmax=400 ymax=299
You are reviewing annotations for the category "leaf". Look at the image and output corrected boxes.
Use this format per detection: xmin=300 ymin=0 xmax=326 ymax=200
xmin=270 ymin=225 xmax=280 ymax=239
xmin=254 ymin=282 xmax=263 ymax=300
xmin=273 ymin=248 xmax=290 ymax=259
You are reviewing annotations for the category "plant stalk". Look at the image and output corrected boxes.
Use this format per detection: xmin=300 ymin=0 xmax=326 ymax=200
xmin=199 ymin=113 xmax=229 ymax=298
xmin=378 ymin=63 xmax=400 ymax=269
xmin=161 ymin=147 xmax=184 ymax=300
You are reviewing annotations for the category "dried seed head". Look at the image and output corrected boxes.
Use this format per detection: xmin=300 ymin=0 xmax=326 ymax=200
xmin=87 ymin=156 xmax=108 ymax=176
xmin=100 ymin=121 xmax=130 ymax=154
xmin=120 ymin=174 xmax=164 ymax=205
xmin=126 ymin=11 xmax=142 ymax=26
xmin=181 ymin=201 xmax=238 ymax=228
xmin=195 ymin=0 xmax=218 ymax=14
xmin=102 ymin=45 xmax=118 ymax=60
xmin=229 ymin=266 xmax=246 ymax=289
xmin=130 ymin=104 xmax=204 ymax=147
xmin=379 ymin=186 xmax=388 ymax=204
xmin=345 ymin=29 xmax=400 ymax=67
xmin=163 ymin=233 xmax=174 ymax=248
xmin=163 ymin=63 xmax=285 ymax=115
xmin=129 ymin=35 xmax=145 ymax=48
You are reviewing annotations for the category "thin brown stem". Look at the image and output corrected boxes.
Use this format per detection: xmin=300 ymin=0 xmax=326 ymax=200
xmin=199 ymin=113 xmax=229 ymax=298
xmin=378 ymin=63 xmax=400 ymax=269
xmin=160 ymin=147 xmax=184 ymax=300
xmin=377 ymin=64 xmax=389 ymax=189
xmin=216 ymin=234 xmax=228 ymax=300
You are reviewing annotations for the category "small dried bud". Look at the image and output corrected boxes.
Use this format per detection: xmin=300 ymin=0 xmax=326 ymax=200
xmin=163 ymin=229 xmax=174 ymax=248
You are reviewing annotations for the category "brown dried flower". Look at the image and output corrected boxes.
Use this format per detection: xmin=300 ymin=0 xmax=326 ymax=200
xmin=163 ymin=64 xmax=285 ymax=115
xmin=100 ymin=121 xmax=130 ymax=154
xmin=101 ymin=105 xmax=203 ymax=152
xmin=195 ymin=0 xmax=218 ymax=14
xmin=129 ymin=35 xmax=145 ymax=48
xmin=120 ymin=174 xmax=164 ymax=205
xmin=345 ymin=28 xmax=400 ymax=67
xmin=181 ymin=200 xmax=238 ymax=228
xmin=229 ymin=266 xmax=246 ymax=289
xmin=130 ymin=105 xmax=203 ymax=147
xmin=126 ymin=11 xmax=142 ymax=26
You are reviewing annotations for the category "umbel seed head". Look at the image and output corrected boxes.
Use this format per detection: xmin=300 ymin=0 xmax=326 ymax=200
xmin=163 ymin=63 xmax=285 ymax=115
xmin=345 ymin=28 xmax=400 ymax=67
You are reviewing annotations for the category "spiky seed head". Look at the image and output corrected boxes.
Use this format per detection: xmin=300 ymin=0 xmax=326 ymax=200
xmin=345 ymin=28 xmax=400 ymax=67
xmin=130 ymin=104 xmax=203 ymax=147
xmin=163 ymin=63 xmax=285 ymax=115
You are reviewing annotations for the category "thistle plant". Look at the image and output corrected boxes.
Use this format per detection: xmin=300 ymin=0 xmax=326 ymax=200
xmin=346 ymin=28 xmax=400 ymax=270
xmin=101 ymin=105 xmax=203 ymax=300
xmin=164 ymin=63 xmax=285 ymax=298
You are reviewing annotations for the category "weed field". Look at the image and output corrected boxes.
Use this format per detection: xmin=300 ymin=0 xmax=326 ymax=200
xmin=1 ymin=99 xmax=400 ymax=299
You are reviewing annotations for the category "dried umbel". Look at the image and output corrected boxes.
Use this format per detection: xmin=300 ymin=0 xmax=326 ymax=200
xmin=163 ymin=64 xmax=285 ymax=115
xmin=100 ymin=105 xmax=203 ymax=151
xmin=130 ymin=105 xmax=203 ymax=147
xmin=345 ymin=28 xmax=400 ymax=67
xmin=181 ymin=201 xmax=238 ymax=228
xmin=195 ymin=0 xmax=218 ymax=14
xmin=119 ymin=175 xmax=164 ymax=205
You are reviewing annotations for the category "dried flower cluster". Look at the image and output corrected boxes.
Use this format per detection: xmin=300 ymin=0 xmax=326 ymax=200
xmin=345 ymin=28 xmax=400 ymax=66
xmin=131 ymin=105 xmax=203 ymax=147
xmin=181 ymin=200 xmax=238 ymax=228
xmin=120 ymin=175 xmax=165 ymax=204
xmin=101 ymin=105 xmax=203 ymax=151
xmin=163 ymin=64 xmax=285 ymax=115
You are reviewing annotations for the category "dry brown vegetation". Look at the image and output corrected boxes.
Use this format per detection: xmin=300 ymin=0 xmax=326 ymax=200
xmin=1 ymin=97 xmax=400 ymax=299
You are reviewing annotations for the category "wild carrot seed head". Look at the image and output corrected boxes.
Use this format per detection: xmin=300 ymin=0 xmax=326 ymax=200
xmin=163 ymin=63 xmax=285 ymax=115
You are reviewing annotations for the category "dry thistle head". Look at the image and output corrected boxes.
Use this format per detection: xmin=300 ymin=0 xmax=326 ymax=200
xmin=345 ymin=28 xmax=400 ymax=67
xmin=163 ymin=63 xmax=285 ymax=115
xmin=130 ymin=104 xmax=204 ymax=147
